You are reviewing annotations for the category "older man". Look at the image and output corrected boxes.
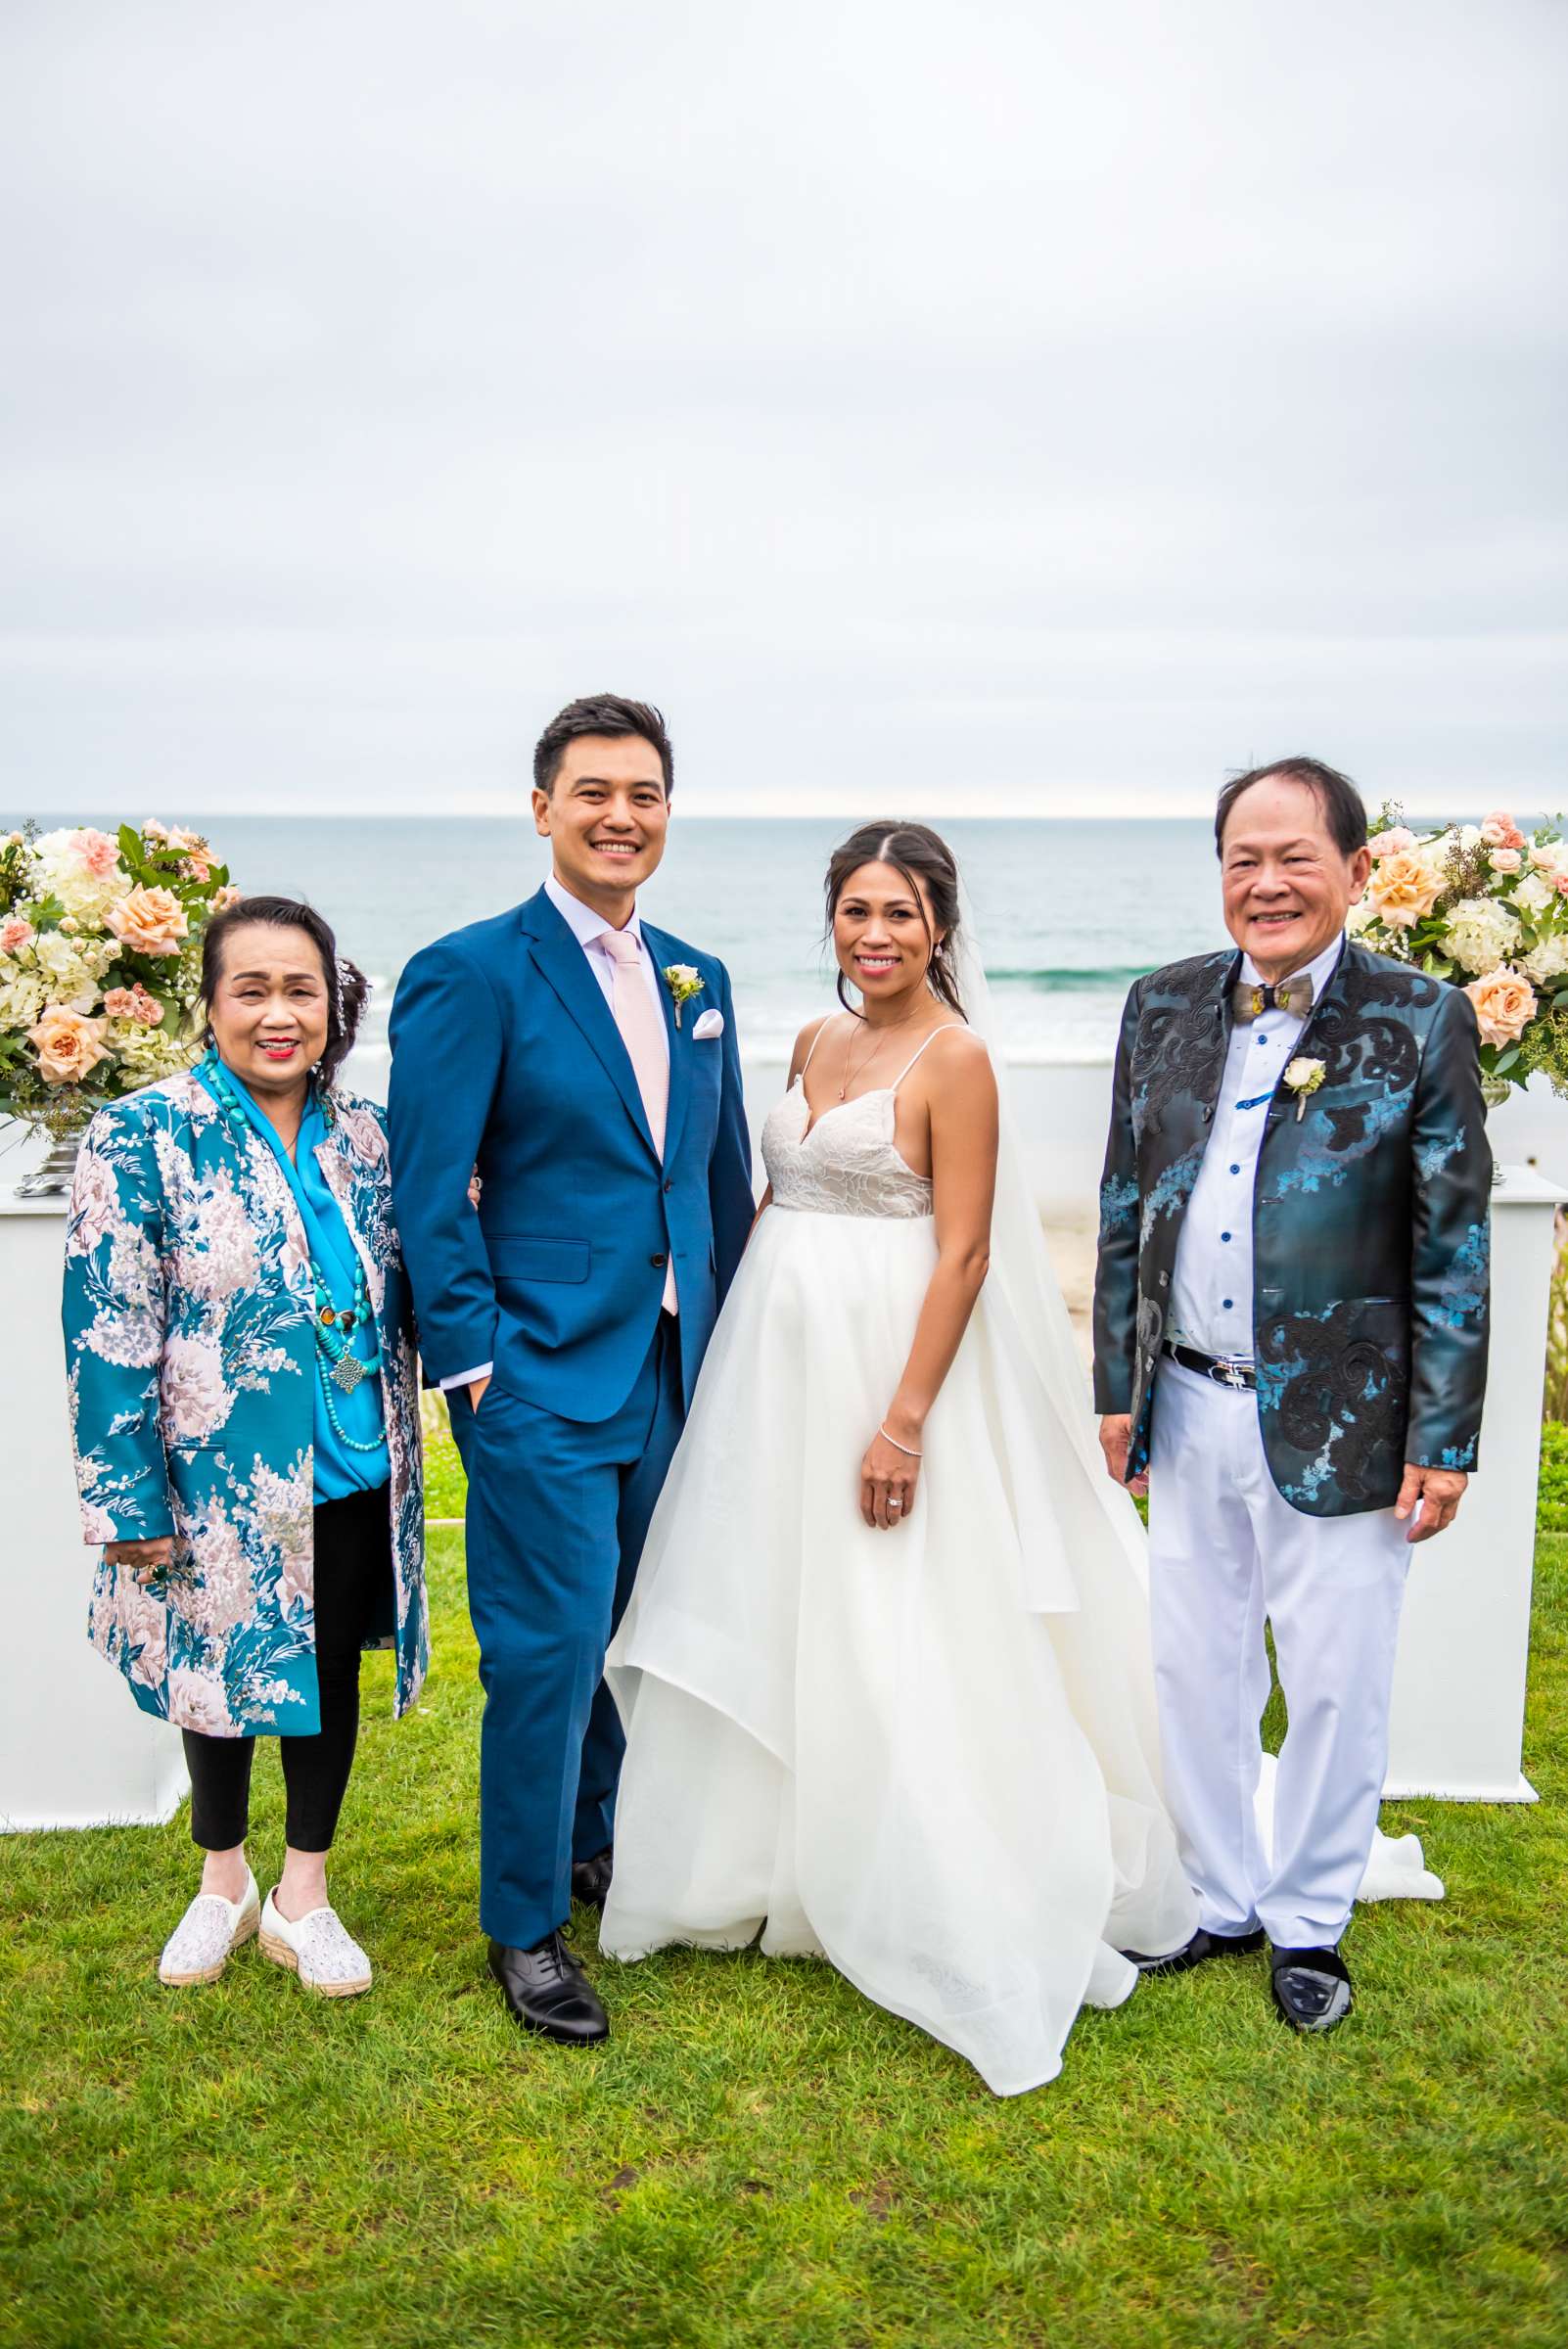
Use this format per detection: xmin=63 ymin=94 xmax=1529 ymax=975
xmin=1093 ymin=758 xmax=1490 ymax=2032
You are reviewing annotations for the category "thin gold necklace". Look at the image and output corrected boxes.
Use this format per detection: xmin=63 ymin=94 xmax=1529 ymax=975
xmin=836 ymin=1005 xmax=927 ymax=1100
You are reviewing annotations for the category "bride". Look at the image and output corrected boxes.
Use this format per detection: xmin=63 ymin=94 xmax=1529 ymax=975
xmin=600 ymin=821 xmax=1198 ymax=2094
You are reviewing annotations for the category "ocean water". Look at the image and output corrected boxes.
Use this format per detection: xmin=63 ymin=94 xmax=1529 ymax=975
xmin=16 ymin=815 xmax=1229 ymax=1075
xmin=221 ymin=814 xmax=1222 ymax=1069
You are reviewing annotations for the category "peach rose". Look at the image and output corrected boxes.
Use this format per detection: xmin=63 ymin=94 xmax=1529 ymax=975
xmin=0 ymin=913 xmax=35 ymax=953
xmin=1367 ymin=850 xmax=1443 ymax=929
xmin=1489 ymin=847 xmax=1523 ymax=874
xmin=28 ymin=1004 xmax=110 ymax=1084
xmin=1465 ymin=966 xmax=1537 ymax=1048
xmin=211 ymin=884 xmax=241 ymax=913
xmin=1481 ymin=813 xmax=1526 ymax=851
xmin=1368 ymin=825 xmax=1416 ymax=857
xmin=107 ymin=885 xmax=188 ymax=957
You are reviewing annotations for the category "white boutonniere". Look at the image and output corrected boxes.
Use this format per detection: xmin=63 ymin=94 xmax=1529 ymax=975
xmin=1282 ymin=1055 xmax=1326 ymax=1121
xmin=663 ymin=963 xmax=705 ymax=1029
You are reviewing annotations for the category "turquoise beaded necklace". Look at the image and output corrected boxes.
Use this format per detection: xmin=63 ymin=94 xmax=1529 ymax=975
xmin=200 ymin=1054 xmax=387 ymax=1456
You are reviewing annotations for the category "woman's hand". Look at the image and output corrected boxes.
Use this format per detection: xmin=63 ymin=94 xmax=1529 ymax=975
xmin=105 ymin=1536 xmax=175 ymax=1586
xmin=860 ymin=1427 xmax=921 ymax=1531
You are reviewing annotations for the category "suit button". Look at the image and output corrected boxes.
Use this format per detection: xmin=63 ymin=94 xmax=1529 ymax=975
xmin=663 ymin=1179 xmax=673 ymax=1193
xmin=650 ymin=1253 xmax=668 ymax=1269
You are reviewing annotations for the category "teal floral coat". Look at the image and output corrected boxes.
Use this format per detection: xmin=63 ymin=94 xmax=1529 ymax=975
xmin=63 ymin=1069 xmax=428 ymax=1737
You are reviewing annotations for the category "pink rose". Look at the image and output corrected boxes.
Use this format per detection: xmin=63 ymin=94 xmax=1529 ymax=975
xmin=1481 ymin=812 xmax=1527 ymax=851
xmin=0 ymin=913 xmax=35 ymax=953
xmin=107 ymin=885 xmax=188 ymax=957
xmin=28 ymin=1004 xmax=110 ymax=1084
xmin=1368 ymin=826 xmax=1416 ymax=857
xmin=179 ymin=852 xmax=212 ymax=884
xmin=142 ymin=819 xmax=168 ymax=842
xmin=1465 ymin=966 xmax=1537 ymax=1047
xmin=1489 ymin=847 xmax=1523 ymax=874
xmin=72 ymin=827 xmax=122 ymax=878
xmin=211 ymin=884 xmax=242 ymax=913
xmin=105 ymin=983 xmax=165 ymax=1025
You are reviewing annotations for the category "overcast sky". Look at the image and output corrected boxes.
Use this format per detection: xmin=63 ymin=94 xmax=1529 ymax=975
xmin=2 ymin=0 xmax=1563 ymax=817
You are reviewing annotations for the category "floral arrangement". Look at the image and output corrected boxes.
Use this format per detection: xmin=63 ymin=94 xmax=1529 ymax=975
xmin=0 ymin=821 xmax=238 ymax=1141
xmin=1348 ymin=807 xmax=1568 ymax=1100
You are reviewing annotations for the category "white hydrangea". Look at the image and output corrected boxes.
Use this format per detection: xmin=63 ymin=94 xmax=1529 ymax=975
xmin=29 ymin=830 xmax=131 ymax=927
xmin=1346 ymin=895 xmax=1378 ymax=936
xmin=30 ymin=930 xmax=115 ymax=1006
xmin=1522 ymin=931 xmax=1568 ymax=989
xmin=0 ymin=969 xmax=48 ymax=1029
xmin=1443 ymin=895 xmax=1524 ymax=977
xmin=1514 ymin=871 xmax=1555 ymax=918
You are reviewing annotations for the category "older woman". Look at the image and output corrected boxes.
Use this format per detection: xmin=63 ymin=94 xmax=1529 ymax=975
xmin=63 ymin=894 xmax=427 ymax=1997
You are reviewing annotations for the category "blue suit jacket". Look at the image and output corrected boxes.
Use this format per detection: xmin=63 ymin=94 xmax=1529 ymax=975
xmin=387 ymin=887 xmax=754 ymax=1422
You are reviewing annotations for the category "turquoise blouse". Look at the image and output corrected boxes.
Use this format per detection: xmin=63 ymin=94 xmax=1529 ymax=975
xmin=196 ymin=1060 xmax=389 ymax=1500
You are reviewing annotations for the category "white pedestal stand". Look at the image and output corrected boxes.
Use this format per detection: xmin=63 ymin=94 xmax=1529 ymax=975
xmin=0 ymin=1183 xmax=187 ymax=1831
xmin=1384 ymin=1163 xmax=1561 ymax=1802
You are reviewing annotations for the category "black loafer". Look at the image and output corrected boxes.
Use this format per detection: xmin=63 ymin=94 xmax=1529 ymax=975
xmin=1121 ymin=1925 xmax=1267 ymax=1976
xmin=488 ymin=1931 xmax=609 ymax=2045
xmin=571 ymin=1846 xmax=614 ymax=1911
xmin=1269 ymin=1943 xmax=1353 ymax=2033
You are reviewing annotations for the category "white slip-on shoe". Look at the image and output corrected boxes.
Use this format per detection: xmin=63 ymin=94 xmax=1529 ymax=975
xmin=158 ymin=1868 xmax=260 ymax=1986
xmin=259 ymin=1889 xmax=373 ymax=1997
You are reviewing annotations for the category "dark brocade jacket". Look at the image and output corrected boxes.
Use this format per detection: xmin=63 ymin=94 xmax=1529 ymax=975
xmin=1091 ymin=939 xmax=1492 ymax=1518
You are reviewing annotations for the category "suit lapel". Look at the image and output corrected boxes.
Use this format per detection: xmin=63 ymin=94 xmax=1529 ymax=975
xmin=642 ymin=922 xmax=691 ymax=1170
xmin=520 ymin=891 xmax=660 ymax=1163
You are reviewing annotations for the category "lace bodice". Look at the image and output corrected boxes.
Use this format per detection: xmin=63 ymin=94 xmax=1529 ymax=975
xmin=761 ymin=1078 xmax=935 ymax=1220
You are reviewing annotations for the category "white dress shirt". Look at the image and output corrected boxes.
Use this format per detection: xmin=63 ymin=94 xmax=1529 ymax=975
xmin=439 ymin=872 xmax=671 ymax=1394
xmin=1168 ymin=932 xmax=1346 ymax=1361
xmin=542 ymin=872 xmax=669 ymax=1064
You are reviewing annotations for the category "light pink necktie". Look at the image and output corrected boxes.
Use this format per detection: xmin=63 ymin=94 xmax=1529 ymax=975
xmin=600 ymin=927 xmax=677 ymax=1313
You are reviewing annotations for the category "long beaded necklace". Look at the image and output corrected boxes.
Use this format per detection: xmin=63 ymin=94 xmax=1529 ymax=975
xmin=201 ymin=1055 xmax=387 ymax=1455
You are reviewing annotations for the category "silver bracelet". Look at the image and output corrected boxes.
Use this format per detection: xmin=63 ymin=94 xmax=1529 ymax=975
xmin=879 ymin=1423 xmax=923 ymax=1457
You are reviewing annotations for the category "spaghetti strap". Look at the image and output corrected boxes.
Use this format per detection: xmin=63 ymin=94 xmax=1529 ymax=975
xmin=800 ymin=1017 xmax=837 ymax=1078
xmin=890 ymin=1024 xmax=972 ymax=1091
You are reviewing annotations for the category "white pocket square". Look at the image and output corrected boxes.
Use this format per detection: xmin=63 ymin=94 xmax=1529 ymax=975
xmin=692 ymin=1008 xmax=725 ymax=1040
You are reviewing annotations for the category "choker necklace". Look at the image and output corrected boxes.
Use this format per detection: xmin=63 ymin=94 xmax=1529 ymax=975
xmin=200 ymin=1055 xmax=387 ymax=1453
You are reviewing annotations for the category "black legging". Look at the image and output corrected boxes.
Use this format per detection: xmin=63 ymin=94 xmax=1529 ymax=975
xmin=183 ymin=1484 xmax=393 ymax=1855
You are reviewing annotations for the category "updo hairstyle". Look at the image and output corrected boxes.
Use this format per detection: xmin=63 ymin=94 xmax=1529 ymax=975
xmin=200 ymin=895 xmax=369 ymax=1086
xmin=823 ymin=821 xmax=966 ymax=1019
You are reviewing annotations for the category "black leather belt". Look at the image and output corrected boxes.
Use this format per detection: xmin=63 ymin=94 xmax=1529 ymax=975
xmin=1162 ymin=1340 xmax=1257 ymax=1391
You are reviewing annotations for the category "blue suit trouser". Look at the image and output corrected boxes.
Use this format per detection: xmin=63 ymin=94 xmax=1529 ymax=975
xmin=450 ymin=1313 xmax=684 ymax=1951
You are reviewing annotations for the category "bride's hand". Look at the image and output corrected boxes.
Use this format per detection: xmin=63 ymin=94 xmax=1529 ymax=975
xmin=860 ymin=1428 xmax=920 ymax=1531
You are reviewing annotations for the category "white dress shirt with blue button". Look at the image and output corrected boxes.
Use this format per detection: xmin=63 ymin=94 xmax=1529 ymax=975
xmin=1168 ymin=930 xmax=1347 ymax=1361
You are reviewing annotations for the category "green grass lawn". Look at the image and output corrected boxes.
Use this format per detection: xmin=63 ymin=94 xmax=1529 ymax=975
xmin=3 ymin=1497 xmax=1566 ymax=2346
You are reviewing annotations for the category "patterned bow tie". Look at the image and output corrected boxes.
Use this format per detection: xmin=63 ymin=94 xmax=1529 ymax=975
xmin=1232 ymin=973 xmax=1314 ymax=1023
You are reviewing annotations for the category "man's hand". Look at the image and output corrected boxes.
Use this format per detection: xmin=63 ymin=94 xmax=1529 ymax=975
xmin=1394 ymin=1463 xmax=1468 ymax=1543
xmin=467 ymin=1374 xmax=491 ymax=1415
xmin=105 ymin=1536 xmax=175 ymax=1586
xmin=1098 ymin=1413 xmax=1147 ymax=1498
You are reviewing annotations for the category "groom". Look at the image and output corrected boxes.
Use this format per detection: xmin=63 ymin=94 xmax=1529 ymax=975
xmin=389 ymin=694 xmax=753 ymax=2044
xmin=1093 ymin=757 xmax=1490 ymax=2033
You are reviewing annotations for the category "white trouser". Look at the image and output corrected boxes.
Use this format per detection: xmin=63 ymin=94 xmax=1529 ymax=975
xmin=1147 ymin=1360 xmax=1410 ymax=1950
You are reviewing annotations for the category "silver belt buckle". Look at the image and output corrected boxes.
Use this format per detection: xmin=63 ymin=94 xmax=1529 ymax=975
xmin=1216 ymin=1357 xmax=1252 ymax=1391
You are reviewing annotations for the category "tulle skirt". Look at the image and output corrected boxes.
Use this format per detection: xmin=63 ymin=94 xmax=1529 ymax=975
xmin=602 ymin=1204 xmax=1198 ymax=2095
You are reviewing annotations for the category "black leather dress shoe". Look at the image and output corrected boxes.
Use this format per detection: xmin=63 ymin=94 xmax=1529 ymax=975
xmin=1269 ymin=1943 xmax=1353 ymax=2033
xmin=488 ymin=1931 xmax=609 ymax=2045
xmin=1121 ymin=1925 xmax=1268 ymax=1977
xmin=571 ymin=1846 xmax=614 ymax=1911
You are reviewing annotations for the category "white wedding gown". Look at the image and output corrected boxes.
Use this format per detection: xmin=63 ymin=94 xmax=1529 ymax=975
xmin=601 ymin=1028 xmax=1199 ymax=2095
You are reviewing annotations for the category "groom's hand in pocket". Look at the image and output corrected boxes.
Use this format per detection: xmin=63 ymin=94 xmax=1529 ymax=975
xmin=1097 ymin=1414 xmax=1147 ymax=1498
